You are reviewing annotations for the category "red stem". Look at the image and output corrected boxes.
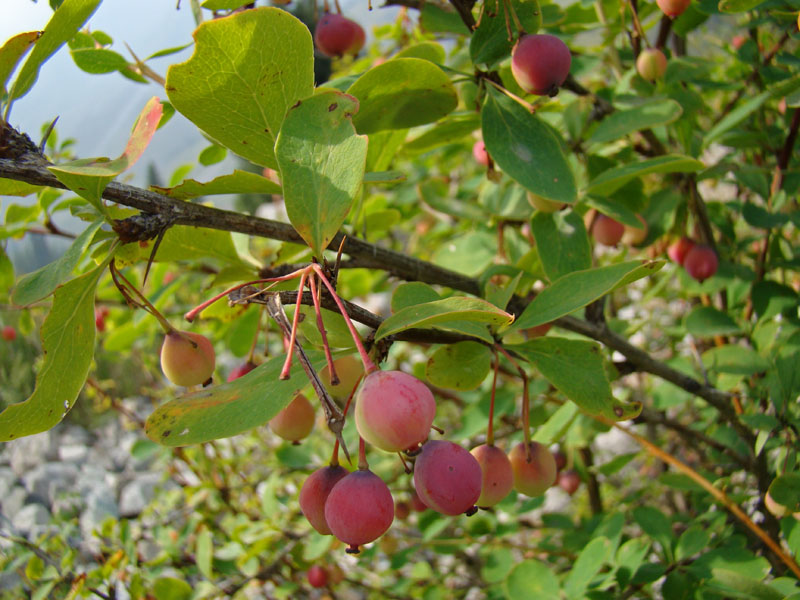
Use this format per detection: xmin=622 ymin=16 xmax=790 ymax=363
xmin=310 ymin=275 xmax=338 ymax=385
xmin=279 ymin=270 xmax=309 ymax=380
xmin=487 ymin=350 xmax=500 ymax=446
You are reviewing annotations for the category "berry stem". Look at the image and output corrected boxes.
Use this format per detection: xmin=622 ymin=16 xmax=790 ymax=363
xmin=487 ymin=349 xmax=500 ymax=446
xmin=330 ymin=439 xmax=340 ymax=467
xmin=279 ymin=269 xmax=310 ymax=380
xmin=109 ymin=260 xmax=173 ymax=333
xmin=310 ymin=263 xmax=377 ymax=374
xmin=310 ymin=275 xmax=338 ymax=385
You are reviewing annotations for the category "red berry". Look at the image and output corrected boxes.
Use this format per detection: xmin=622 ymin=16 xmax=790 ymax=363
xmin=394 ymin=500 xmax=411 ymax=520
xmin=227 ymin=361 xmax=256 ymax=382
xmin=592 ymin=215 xmax=625 ymax=246
xmin=511 ymin=34 xmax=571 ymax=97
xmin=307 ymin=565 xmax=328 ymax=588
xmin=470 ymin=444 xmax=514 ymax=507
xmin=160 ymin=331 xmax=215 ymax=387
xmin=557 ymin=469 xmax=581 ymax=495
xmin=324 ymin=469 xmax=394 ymax=554
xmin=1 ymin=326 xmax=16 ymax=342
xmin=473 ymin=141 xmax=489 ymax=166
xmin=657 ymin=0 xmax=690 ymax=18
xmin=410 ymin=489 xmax=428 ymax=512
xmin=269 ymin=394 xmax=315 ymax=442
xmin=299 ymin=465 xmax=349 ymax=535
xmin=414 ymin=440 xmax=482 ymax=516
xmin=552 ymin=450 xmax=567 ymax=472
xmin=508 ymin=442 xmax=557 ymax=497
xmin=683 ymin=244 xmax=718 ymax=282
xmin=355 ymin=370 xmax=436 ymax=453
xmin=314 ymin=14 xmax=365 ymax=58
xmin=667 ymin=237 xmax=695 ymax=266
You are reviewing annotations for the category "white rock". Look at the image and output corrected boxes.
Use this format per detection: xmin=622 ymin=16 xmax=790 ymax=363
xmin=13 ymin=504 xmax=50 ymax=535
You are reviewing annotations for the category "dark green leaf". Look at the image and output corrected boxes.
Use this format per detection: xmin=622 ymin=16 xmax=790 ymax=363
xmin=589 ymin=100 xmax=683 ymax=144
xmin=70 ymin=47 xmax=128 ymax=74
xmin=563 ymin=537 xmax=612 ymax=598
xmin=702 ymin=345 xmax=770 ymax=375
xmin=152 ymin=170 xmax=280 ymax=200
xmin=684 ymin=306 xmax=741 ymax=337
xmin=586 ymin=154 xmax=704 ymax=196
xmin=530 ymin=210 xmax=592 ymax=281
xmin=425 ymin=341 xmax=492 ymax=391
xmin=769 ymin=473 xmax=800 ymax=512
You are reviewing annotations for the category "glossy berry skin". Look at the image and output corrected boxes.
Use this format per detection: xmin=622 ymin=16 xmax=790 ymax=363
xmin=299 ymin=465 xmax=349 ymax=535
xmin=307 ymin=565 xmax=328 ymax=588
xmin=657 ymin=0 xmax=690 ymax=17
xmin=227 ymin=361 xmax=256 ymax=382
xmin=473 ymin=141 xmax=489 ymax=166
xmin=508 ymin=441 xmax=557 ymax=497
xmin=355 ymin=370 xmax=436 ymax=453
xmin=470 ymin=444 xmax=514 ymax=507
xmin=269 ymin=394 xmax=315 ymax=442
xmin=558 ymin=469 xmax=581 ymax=495
xmin=2 ymin=326 xmax=16 ymax=342
xmin=324 ymin=469 xmax=394 ymax=553
xmin=160 ymin=331 xmax=215 ymax=387
xmin=592 ymin=215 xmax=625 ymax=246
xmin=414 ymin=440 xmax=482 ymax=516
xmin=683 ymin=244 xmax=718 ymax=282
xmin=667 ymin=237 xmax=695 ymax=266
xmin=636 ymin=48 xmax=667 ymax=81
xmin=314 ymin=14 xmax=365 ymax=58
xmin=511 ymin=34 xmax=571 ymax=96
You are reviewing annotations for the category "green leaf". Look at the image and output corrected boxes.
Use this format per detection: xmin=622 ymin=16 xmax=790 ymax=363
xmin=152 ymin=577 xmax=192 ymax=600
xmin=394 ymin=41 xmax=447 ymax=63
xmin=0 ymin=260 xmax=107 ymax=441
xmin=586 ymin=154 xmax=704 ymax=196
xmin=12 ymin=220 xmax=103 ymax=306
xmin=588 ymin=100 xmax=683 ymax=144
xmin=49 ymin=97 xmax=163 ymax=209
xmin=425 ymin=341 xmax=493 ymax=391
xmin=432 ymin=230 xmax=497 ymax=276
xmin=718 ymin=0 xmax=767 ymax=13
xmin=0 ymin=247 xmax=14 ymax=293
xmin=363 ymin=171 xmax=406 ymax=184
xmin=511 ymin=338 xmax=641 ymax=420
xmin=751 ymin=281 xmax=798 ymax=322
xmin=7 ymin=0 xmax=102 ymax=103
xmin=675 ymin=525 xmax=711 ymax=561
xmin=708 ymin=569 xmax=783 ymax=600
xmin=419 ymin=3 xmax=471 ymax=34
xmin=482 ymin=87 xmax=577 ymax=205
xmin=769 ymin=473 xmax=800 ymax=512
xmin=0 ymin=178 xmax=42 ymax=197
xmin=563 ymin=537 xmax=611 ymax=599
xmin=0 ymin=31 xmax=41 ymax=93
xmin=470 ymin=0 xmax=541 ymax=67
xmin=391 ymin=282 xmax=441 ymax=312
xmin=375 ymin=297 xmax=514 ymax=341
xmin=346 ymin=58 xmax=458 ymax=134
xmin=275 ymin=90 xmax=367 ymax=258
xmin=684 ymin=306 xmax=741 ymax=337
xmin=485 ymin=270 xmax=523 ymax=311
xmin=145 ymin=351 xmax=328 ymax=446
xmin=633 ymin=506 xmax=673 ymax=560
xmin=504 ymin=559 xmax=560 ymax=600
xmin=70 ymin=47 xmax=128 ymax=74
xmin=532 ymin=401 xmax=579 ymax=444
xmin=404 ymin=114 xmax=480 ymax=154
xmin=508 ymin=260 xmax=664 ymax=332
xmin=530 ymin=210 xmax=592 ymax=281
xmin=201 ymin=0 xmax=253 ymax=8
xmin=166 ymin=7 xmax=314 ymax=168
xmin=156 ymin=226 xmax=244 ymax=266
xmin=702 ymin=345 xmax=770 ymax=375
xmin=196 ymin=526 xmax=213 ymax=579
xmin=151 ymin=170 xmax=281 ymax=201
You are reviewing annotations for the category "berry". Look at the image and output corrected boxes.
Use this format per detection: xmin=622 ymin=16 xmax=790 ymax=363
xmin=525 ymin=322 xmax=552 ymax=339
xmin=307 ymin=565 xmax=328 ymax=588
xmin=557 ymin=469 xmax=581 ymax=495
xmin=314 ymin=13 xmax=365 ymax=58
xmin=552 ymin=450 xmax=567 ymax=472
xmin=227 ymin=361 xmax=256 ymax=382
xmin=622 ymin=215 xmax=649 ymax=246
xmin=511 ymin=34 xmax=571 ymax=97
xmin=394 ymin=500 xmax=411 ymax=520
xmin=527 ymin=192 xmax=563 ymax=213
xmin=355 ymin=370 xmax=436 ymax=453
xmin=299 ymin=465 xmax=349 ymax=535
xmin=410 ymin=489 xmax=428 ymax=512
xmin=414 ymin=440 xmax=482 ymax=516
xmin=473 ymin=141 xmax=489 ymax=166
xmin=508 ymin=442 xmax=557 ymax=497
xmin=2 ymin=325 xmax=16 ymax=342
xmin=636 ymin=48 xmax=667 ymax=81
xmin=657 ymin=0 xmax=690 ymax=18
xmin=592 ymin=215 xmax=625 ymax=246
xmin=324 ymin=469 xmax=394 ymax=553
xmin=470 ymin=444 xmax=514 ymax=507
xmin=160 ymin=331 xmax=215 ymax=387
xmin=269 ymin=394 xmax=315 ymax=442
xmin=320 ymin=355 xmax=364 ymax=402
xmin=683 ymin=244 xmax=718 ymax=282
xmin=667 ymin=237 xmax=695 ymax=266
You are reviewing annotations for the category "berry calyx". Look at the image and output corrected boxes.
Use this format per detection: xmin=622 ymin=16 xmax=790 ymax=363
xmin=314 ymin=13 xmax=365 ymax=58
xmin=227 ymin=361 xmax=256 ymax=382
xmin=354 ymin=370 xmax=436 ymax=453
xmin=269 ymin=394 xmax=315 ymax=442
xmin=160 ymin=330 xmax=215 ymax=387
xmin=470 ymin=444 xmax=514 ymax=508
xmin=324 ymin=469 xmax=394 ymax=554
xmin=667 ymin=237 xmax=695 ymax=266
xmin=683 ymin=244 xmax=718 ymax=282
xmin=413 ymin=440 xmax=482 ymax=516
xmin=508 ymin=441 xmax=557 ymax=497
xmin=511 ymin=34 xmax=572 ymax=97
xmin=307 ymin=565 xmax=328 ymax=588
xmin=299 ymin=464 xmax=350 ymax=535
xmin=591 ymin=215 xmax=625 ymax=246
xmin=636 ymin=48 xmax=668 ymax=81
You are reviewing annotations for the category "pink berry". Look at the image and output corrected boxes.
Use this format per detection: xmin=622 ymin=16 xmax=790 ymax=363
xmin=473 ymin=141 xmax=489 ymax=166
xmin=414 ymin=440 xmax=482 ymax=516
xmin=667 ymin=237 xmax=695 ymax=266
xmin=511 ymin=34 xmax=571 ymax=97
xmin=592 ymin=215 xmax=625 ymax=246
xmin=355 ymin=370 xmax=436 ymax=453
xmin=2 ymin=325 xmax=17 ymax=341
xmin=684 ymin=244 xmax=718 ymax=282
xmin=299 ymin=465 xmax=350 ymax=535
xmin=557 ymin=469 xmax=581 ymax=495
xmin=657 ymin=0 xmax=690 ymax=18
xmin=269 ymin=394 xmax=315 ymax=442
xmin=314 ymin=14 xmax=365 ymax=58
xmin=307 ymin=565 xmax=328 ymax=588
xmin=470 ymin=444 xmax=514 ymax=507
xmin=508 ymin=442 xmax=557 ymax=497
xmin=227 ymin=361 xmax=256 ymax=382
